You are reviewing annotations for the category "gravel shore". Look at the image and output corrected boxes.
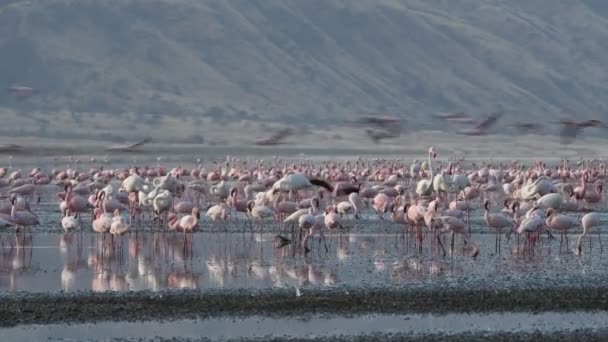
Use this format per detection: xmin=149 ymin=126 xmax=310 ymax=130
xmin=2 ymin=286 xmax=608 ymax=327
xmin=43 ymin=329 xmax=608 ymax=342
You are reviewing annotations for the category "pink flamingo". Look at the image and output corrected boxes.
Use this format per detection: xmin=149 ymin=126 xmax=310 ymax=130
xmin=574 ymin=212 xmax=602 ymax=255
xmin=63 ymin=184 xmax=92 ymax=220
xmin=227 ymin=188 xmax=249 ymax=222
xmin=170 ymin=207 xmax=200 ymax=254
xmin=300 ymin=211 xmax=327 ymax=253
xmin=173 ymin=199 xmax=195 ymax=214
xmin=573 ymin=173 xmax=588 ymax=205
xmin=583 ymin=182 xmax=603 ymax=208
xmin=545 ymin=208 xmax=578 ymax=248
xmin=92 ymin=208 xmax=112 ymax=237
xmin=10 ymin=197 xmax=39 ymax=233
xmin=483 ymin=199 xmax=515 ymax=252
xmin=430 ymin=215 xmax=479 ymax=257
xmin=96 ymin=190 xmax=128 ymax=213
xmin=272 ymin=191 xmax=298 ymax=223
xmin=372 ymin=193 xmax=391 ymax=220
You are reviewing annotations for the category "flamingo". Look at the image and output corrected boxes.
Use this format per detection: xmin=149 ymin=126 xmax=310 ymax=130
xmin=61 ymin=213 xmax=80 ymax=232
xmin=583 ymin=182 xmax=603 ymax=208
xmin=284 ymin=196 xmax=320 ymax=227
xmin=97 ymin=190 xmax=128 ymax=213
xmin=246 ymin=200 xmax=275 ymax=231
xmin=92 ymin=208 xmax=112 ymax=235
xmin=324 ymin=206 xmax=343 ymax=231
xmin=152 ymin=190 xmax=172 ymax=228
xmin=272 ymin=173 xmax=333 ymax=201
xmin=430 ymin=216 xmax=479 ymax=258
xmin=483 ymin=199 xmax=515 ymax=252
xmin=210 ymin=180 xmax=230 ymax=201
xmin=545 ymin=208 xmax=578 ymax=247
xmin=300 ymin=211 xmax=327 ymax=253
xmin=336 ymin=193 xmax=362 ymax=221
xmin=63 ymin=184 xmax=92 ymax=219
xmin=179 ymin=207 xmax=200 ymax=232
xmin=206 ymin=202 xmax=229 ymax=230
xmin=110 ymin=209 xmax=129 ymax=237
xmin=10 ymin=197 xmax=39 ymax=232
xmin=574 ymin=212 xmax=602 ymax=255
xmin=271 ymin=190 xmax=298 ymax=222
xmin=372 ymin=193 xmax=391 ymax=219
xmin=228 ymin=188 xmax=249 ymax=219
xmin=415 ymin=147 xmax=436 ymax=197
xmin=535 ymin=185 xmax=573 ymax=210
xmin=176 ymin=207 xmax=200 ymax=252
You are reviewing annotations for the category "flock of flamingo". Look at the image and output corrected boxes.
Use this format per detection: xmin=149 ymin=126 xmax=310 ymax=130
xmin=0 ymin=146 xmax=605 ymax=258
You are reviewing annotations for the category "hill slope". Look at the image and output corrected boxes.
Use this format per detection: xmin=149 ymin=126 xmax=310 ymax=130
xmin=1 ymin=0 xmax=608 ymax=141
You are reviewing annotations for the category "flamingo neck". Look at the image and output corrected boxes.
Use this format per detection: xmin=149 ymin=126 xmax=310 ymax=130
xmin=428 ymin=152 xmax=434 ymax=180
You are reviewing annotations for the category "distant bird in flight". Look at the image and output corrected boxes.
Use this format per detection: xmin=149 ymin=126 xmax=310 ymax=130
xmin=457 ymin=112 xmax=503 ymax=136
xmin=351 ymin=114 xmax=402 ymax=144
xmin=511 ymin=122 xmax=543 ymax=133
xmin=434 ymin=112 xmax=475 ymax=124
xmin=254 ymin=128 xmax=293 ymax=146
xmin=6 ymin=86 xmax=36 ymax=98
xmin=354 ymin=114 xmax=401 ymax=127
xmin=106 ymin=138 xmax=151 ymax=152
xmin=365 ymin=129 xmax=400 ymax=144
xmin=0 ymin=144 xmax=22 ymax=153
xmin=435 ymin=112 xmax=467 ymax=120
xmin=557 ymin=119 xmax=607 ymax=145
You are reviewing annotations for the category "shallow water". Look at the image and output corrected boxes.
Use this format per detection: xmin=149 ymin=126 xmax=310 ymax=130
xmin=1 ymin=154 xmax=607 ymax=294
xmin=0 ymin=227 xmax=605 ymax=293
xmin=3 ymin=311 xmax=608 ymax=341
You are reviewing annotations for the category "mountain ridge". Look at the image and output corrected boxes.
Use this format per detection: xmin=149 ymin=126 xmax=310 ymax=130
xmin=1 ymin=0 xmax=608 ymax=141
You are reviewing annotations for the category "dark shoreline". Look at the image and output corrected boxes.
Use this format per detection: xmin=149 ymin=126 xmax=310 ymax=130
xmin=1 ymin=286 xmax=608 ymax=327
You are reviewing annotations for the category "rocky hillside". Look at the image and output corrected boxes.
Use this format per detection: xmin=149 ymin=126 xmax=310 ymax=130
xmin=1 ymin=0 xmax=608 ymax=141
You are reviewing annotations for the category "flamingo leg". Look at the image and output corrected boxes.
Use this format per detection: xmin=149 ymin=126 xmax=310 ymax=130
xmin=450 ymin=231 xmax=455 ymax=257
xmin=437 ymin=234 xmax=446 ymax=257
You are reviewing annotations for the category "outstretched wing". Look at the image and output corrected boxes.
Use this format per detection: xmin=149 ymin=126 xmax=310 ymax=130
xmin=106 ymin=138 xmax=150 ymax=151
xmin=270 ymin=128 xmax=293 ymax=141
xmin=254 ymin=128 xmax=293 ymax=145
xmin=0 ymin=144 xmax=22 ymax=152
xmin=434 ymin=112 xmax=467 ymax=120
xmin=127 ymin=138 xmax=151 ymax=149
xmin=475 ymin=112 xmax=502 ymax=131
